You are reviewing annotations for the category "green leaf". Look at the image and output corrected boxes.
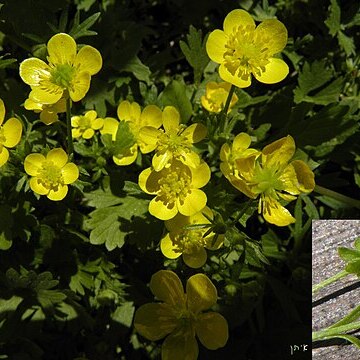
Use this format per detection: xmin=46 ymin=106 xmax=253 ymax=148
xmin=324 ymin=0 xmax=341 ymax=36
xmin=112 ymin=120 xmax=136 ymax=156
xmin=338 ymin=247 xmax=360 ymax=262
xmin=84 ymin=190 xmax=149 ymax=251
xmin=121 ymin=56 xmax=151 ymax=85
xmin=179 ymin=25 xmax=209 ymax=85
xmin=112 ymin=301 xmax=135 ymax=327
xmin=0 ymin=205 xmax=13 ymax=250
xmin=37 ymin=289 xmax=67 ymax=314
xmin=0 ymin=58 xmax=17 ymax=69
xmin=345 ymin=260 xmax=360 ymax=275
xmin=159 ymin=80 xmax=193 ymax=123
xmin=337 ymin=30 xmax=356 ymax=56
xmin=69 ymin=11 xmax=100 ymax=39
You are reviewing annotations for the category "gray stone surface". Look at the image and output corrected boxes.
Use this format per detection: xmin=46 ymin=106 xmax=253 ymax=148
xmin=312 ymin=220 xmax=360 ymax=359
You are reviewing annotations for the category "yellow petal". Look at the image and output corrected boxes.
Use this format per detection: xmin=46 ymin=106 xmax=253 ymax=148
xmin=46 ymin=148 xmax=68 ymax=167
xmin=177 ymin=189 xmax=207 ymax=217
xmin=82 ymin=128 xmax=95 ymax=139
xmin=186 ymin=273 xmax=217 ymax=313
xmin=117 ymin=100 xmax=141 ymax=122
xmin=69 ymin=72 xmax=91 ymax=102
xmin=223 ymin=9 xmax=255 ymax=34
xmin=140 ymin=104 xmax=162 ymax=128
xmin=183 ymin=248 xmax=207 ymax=268
xmin=29 ymin=177 xmax=49 ymax=195
xmin=262 ymin=196 xmax=295 ymax=226
xmin=0 ymin=98 xmax=5 ymax=125
xmin=195 ymin=312 xmax=229 ymax=350
xmin=228 ymin=174 xmax=257 ymax=199
xmin=134 ymin=303 xmax=178 ymax=341
xmin=100 ymin=117 xmax=119 ymax=140
xmin=220 ymin=143 xmax=230 ymax=162
xmin=91 ymin=117 xmax=104 ymax=130
xmin=219 ymin=63 xmax=251 ymax=88
xmin=262 ymin=135 xmax=295 ymax=168
xmin=160 ymin=234 xmax=182 ymax=259
xmin=162 ymin=106 xmax=180 ymax=132
xmin=290 ymin=160 xmax=315 ymax=193
xmin=19 ymin=58 xmax=51 ymax=86
xmin=71 ymin=116 xmax=80 ymax=127
xmin=61 ymin=163 xmax=79 ymax=184
xmin=72 ymin=128 xmax=82 ymax=138
xmin=24 ymin=153 xmax=45 ymax=176
xmin=139 ymin=126 xmax=160 ymax=145
xmin=40 ymin=110 xmax=59 ymax=125
xmin=206 ymin=29 xmax=227 ymax=64
xmin=152 ymin=150 xmax=172 ymax=171
xmin=149 ymin=197 xmax=178 ymax=220
xmin=29 ymin=85 xmax=63 ymax=105
xmin=74 ymin=45 xmax=102 ymax=75
xmin=162 ymin=329 xmax=199 ymax=360
xmin=113 ymin=145 xmax=138 ymax=166
xmin=182 ymin=123 xmax=207 ymax=143
xmin=255 ymin=19 xmax=288 ymax=54
xmin=190 ymin=162 xmax=211 ymax=188
xmin=3 ymin=118 xmax=22 ymax=148
xmin=48 ymin=184 xmax=68 ymax=201
xmin=138 ymin=167 xmax=159 ymax=194
xmin=150 ymin=270 xmax=185 ymax=306
xmin=233 ymin=132 xmax=252 ymax=152
xmin=47 ymin=33 xmax=77 ymax=65
xmin=0 ymin=147 xmax=9 ymax=167
xmin=253 ymin=57 xmax=289 ymax=84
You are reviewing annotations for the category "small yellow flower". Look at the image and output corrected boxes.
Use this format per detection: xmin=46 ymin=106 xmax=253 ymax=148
xmin=134 ymin=270 xmax=228 ymax=360
xmin=201 ymin=81 xmax=238 ymax=113
xmin=206 ymin=9 xmax=288 ymax=88
xmin=223 ymin=135 xmax=315 ymax=226
xmin=113 ymin=100 xmax=162 ymax=166
xmin=140 ymin=106 xmax=207 ymax=171
xmin=160 ymin=207 xmax=224 ymax=268
xmin=19 ymin=33 xmax=102 ymax=105
xmin=24 ymin=97 xmax=67 ymax=125
xmin=24 ymin=148 xmax=79 ymax=201
xmin=139 ymin=159 xmax=210 ymax=220
xmin=71 ymin=110 xmax=104 ymax=139
xmin=0 ymin=98 xmax=22 ymax=167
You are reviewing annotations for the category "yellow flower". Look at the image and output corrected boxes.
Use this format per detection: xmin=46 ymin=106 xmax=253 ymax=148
xmin=206 ymin=9 xmax=288 ymax=88
xmin=71 ymin=110 xmax=104 ymax=139
xmin=160 ymin=207 xmax=224 ymax=268
xmin=201 ymin=81 xmax=238 ymax=113
xmin=99 ymin=117 xmax=119 ymax=140
xmin=19 ymin=33 xmax=102 ymax=105
xmin=140 ymin=106 xmax=207 ymax=171
xmin=24 ymin=97 xmax=67 ymax=125
xmin=113 ymin=100 xmax=162 ymax=166
xmin=134 ymin=270 xmax=228 ymax=360
xmin=0 ymin=98 xmax=22 ymax=167
xmin=226 ymin=135 xmax=315 ymax=226
xmin=24 ymin=148 xmax=79 ymax=201
xmin=139 ymin=159 xmax=210 ymax=220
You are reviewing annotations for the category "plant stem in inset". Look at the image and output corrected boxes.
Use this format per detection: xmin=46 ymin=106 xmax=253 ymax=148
xmin=312 ymin=269 xmax=348 ymax=294
xmin=312 ymin=320 xmax=360 ymax=342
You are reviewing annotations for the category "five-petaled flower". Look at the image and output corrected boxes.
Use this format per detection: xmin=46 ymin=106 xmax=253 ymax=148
xmin=134 ymin=270 xmax=228 ymax=360
xmin=201 ymin=81 xmax=238 ymax=113
xmin=19 ymin=33 xmax=102 ymax=105
xmin=160 ymin=207 xmax=224 ymax=268
xmin=206 ymin=9 xmax=289 ymax=88
xmin=24 ymin=148 xmax=79 ymax=201
xmin=140 ymin=106 xmax=207 ymax=171
xmin=113 ymin=100 xmax=163 ymax=165
xmin=71 ymin=110 xmax=104 ymax=139
xmin=139 ymin=159 xmax=210 ymax=220
xmin=221 ymin=134 xmax=315 ymax=226
xmin=0 ymin=98 xmax=22 ymax=167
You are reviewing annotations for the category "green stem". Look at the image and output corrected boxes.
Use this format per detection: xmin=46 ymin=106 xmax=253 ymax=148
xmin=221 ymin=84 xmax=236 ymax=131
xmin=66 ymin=97 xmax=74 ymax=157
xmin=314 ymin=184 xmax=360 ymax=209
xmin=312 ymin=269 xmax=348 ymax=294
xmin=313 ymin=320 xmax=360 ymax=342
xmin=231 ymin=199 xmax=256 ymax=226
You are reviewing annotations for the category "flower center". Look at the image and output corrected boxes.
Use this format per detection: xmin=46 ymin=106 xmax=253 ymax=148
xmin=77 ymin=115 xmax=91 ymax=130
xmin=251 ymin=162 xmax=282 ymax=195
xmin=224 ymin=24 xmax=271 ymax=81
xmin=38 ymin=161 xmax=63 ymax=189
xmin=50 ymin=64 xmax=75 ymax=89
xmin=158 ymin=166 xmax=191 ymax=204
xmin=173 ymin=228 xmax=207 ymax=254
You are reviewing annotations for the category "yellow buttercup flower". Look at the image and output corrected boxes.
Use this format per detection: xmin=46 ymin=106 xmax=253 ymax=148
xmin=139 ymin=159 xmax=210 ymax=220
xmin=206 ymin=9 xmax=288 ymax=88
xmin=160 ymin=207 xmax=224 ymax=268
xmin=24 ymin=148 xmax=79 ymax=201
xmin=201 ymin=81 xmax=238 ymax=113
xmin=24 ymin=97 xmax=67 ymax=125
xmin=223 ymin=135 xmax=315 ymax=226
xmin=19 ymin=33 xmax=102 ymax=105
xmin=71 ymin=110 xmax=104 ymax=139
xmin=113 ymin=100 xmax=162 ymax=166
xmin=0 ymin=98 xmax=22 ymax=167
xmin=134 ymin=270 xmax=228 ymax=360
xmin=140 ymin=106 xmax=207 ymax=171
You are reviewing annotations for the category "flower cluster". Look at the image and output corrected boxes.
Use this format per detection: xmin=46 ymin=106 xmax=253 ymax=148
xmin=220 ymin=133 xmax=315 ymax=226
xmin=134 ymin=270 xmax=228 ymax=360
